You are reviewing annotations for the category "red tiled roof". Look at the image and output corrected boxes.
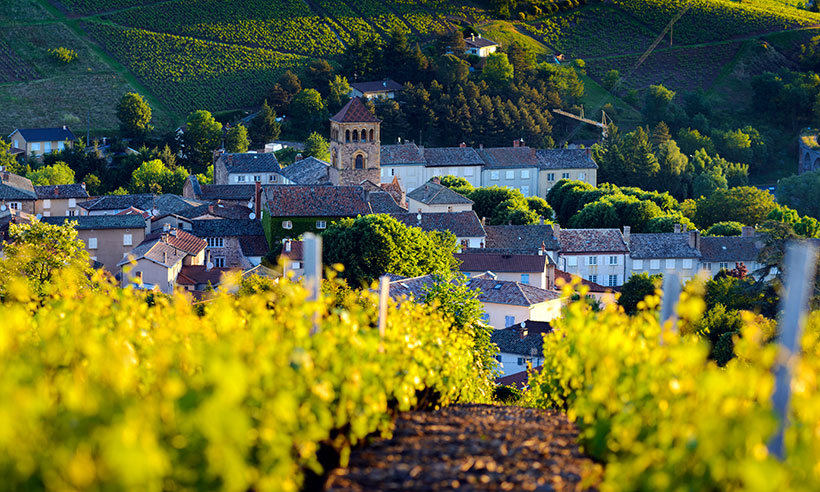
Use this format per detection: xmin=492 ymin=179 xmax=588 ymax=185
xmin=330 ymin=97 xmax=381 ymax=123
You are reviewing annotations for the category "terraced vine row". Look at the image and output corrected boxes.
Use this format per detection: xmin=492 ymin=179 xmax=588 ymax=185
xmin=0 ymin=39 xmax=39 ymax=83
xmin=102 ymin=0 xmax=345 ymax=56
xmin=615 ymin=0 xmax=820 ymax=45
xmin=518 ymin=7 xmax=659 ymax=57
xmin=85 ymin=22 xmax=309 ymax=113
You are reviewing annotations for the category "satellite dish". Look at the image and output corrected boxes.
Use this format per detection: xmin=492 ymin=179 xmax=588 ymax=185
xmin=247 ymin=201 xmax=254 ymax=209
xmin=0 ymin=205 xmax=6 ymax=211
xmin=248 ymin=212 xmax=256 ymax=220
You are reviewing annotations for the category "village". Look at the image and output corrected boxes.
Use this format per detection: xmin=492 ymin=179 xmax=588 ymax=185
xmin=1 ymin=94 xmax=769 ymax=384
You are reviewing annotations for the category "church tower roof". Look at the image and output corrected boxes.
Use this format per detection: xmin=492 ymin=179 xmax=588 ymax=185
xmin=330 ymin=97 xmax=381 ymax=123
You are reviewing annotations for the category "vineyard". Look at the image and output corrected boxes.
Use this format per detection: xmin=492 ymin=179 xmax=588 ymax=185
xmin=0 ymin=39 xmax=38 ymax=83
xmin=525 ymin=283 xmax=820 ymax=490
xmin=84 ymin=23 xmax=310 ymax=114
xmin=0 ymin=263 xmax=492 ymax=491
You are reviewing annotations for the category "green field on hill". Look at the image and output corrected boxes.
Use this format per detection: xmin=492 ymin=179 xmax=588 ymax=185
xmin=0 ymin=0 xmax=817 ymax=134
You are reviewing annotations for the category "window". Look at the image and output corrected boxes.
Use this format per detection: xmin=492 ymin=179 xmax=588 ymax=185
xmin=567 ymin=256 xmax=578 ymax=267
xmin=650 ymin=259 xmax=660 ymax=270
xmin=282 ymin=221 xmax=293 ymax=230
xmin=87 ymin=238 xmax=98 ymax=249
xmin=521 ymin=273 xmax=530 ymax=284
xmin=547 ymin=173 xmax=555 ymax=181
xmin=521 ymin=169 xmax=530 ymax=179
xmin=464 ymin=167 xmax=474 ymax=176
xmin=253 ymin=175 xmax=261 ymax=182
xmin=633 ymin=259 xmax=644 ymax=270
xmin=608 ymin=274 xmax=618 ymax=287
xmin=316 ymin=220 xmax=327 ymax=229
xmin=609 ymin=255 xmax=618 ymax=265
xmin=44 ymin=142 xmax=52 ymax=153
xmin=123 ymin=234 xmax=133 ymax=246
xmin=237 ymin=175 xmax=246 ymax=183
xmin=490 ymin=171 xmax=499 ymax=180
xmin=68 ymin=198 xmax=76 ymax=208
xmin=43 ymin=199 xmax=51 ymax=209
xmin=505 ymin=170 xmax=515 ymax=180
xmin=665 ymin=259 xmax=676 ymax=270
xmin=719 ymin=262 xmax=730 ymax=270
xmin=562 ymin=172 xmax=570 ymax=179
xmin=207 ymin=237 xmax=224 ymax=248
xmin=214 ymin=257 xmax=226 ymax=268
xmin=588 ymin=255 xmax=598 ymax=265
xmin=682 ymin=259 xmax=693 ymax=269
xmin=587 ymin=275 xmax=598 ymax=283
xmin=58 ymin=141 xmax=65 ymax=150
xmin=505 ymin=315 xmax=515 ymax=327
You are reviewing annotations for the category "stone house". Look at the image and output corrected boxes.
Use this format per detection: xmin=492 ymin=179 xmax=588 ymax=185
xmin=627 ymin=228 xmax=702 ymax=282
xmin=406 ymin=178 xmax=473 ymax=213
xmin=118 ymin=228 xmax=207 ymax=294
xmin=213 ymin=152 xmax=283 ymax=185
xmin=34 ymin=184 xmax=88 ymax=217
xmin=190 ymin=219 xmax=269 ymax=268
xmin=42 ymin=214 xmax=149 ymax=272
xmin=349 ymin=79 xmax=404 ymax=100
xmin=0 ymin=171 xmax=36 ymax=214
xmin=556 ymin=227 xmax=629 ymax=287
xmin=7 ymin=126 xmax=76 ymax=157
xmin=456 ymin=252 xmax=554 ymax=289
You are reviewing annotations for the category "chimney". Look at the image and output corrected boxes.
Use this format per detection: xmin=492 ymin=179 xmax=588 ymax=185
xmin=623 ymin=225 xmax=630 ymax=243
xmin=674 ymin=223 xmax=681 ymax=233
xmin=295 ymin=153 xmax=303 ymax=162
xmin=688 ymin=230 xmax=700 ymax=250
xmin=741 ymin=226 xmax=755 ymax=238
xmin=254 ymin=181 xmax=262 ymax=218
xmin=459 ymin=142 xmax=466 ymax=148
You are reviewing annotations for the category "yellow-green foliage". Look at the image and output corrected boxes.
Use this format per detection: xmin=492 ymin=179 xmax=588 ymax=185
xmin=0 ymin=268 xmax=491 ymax=491
xmin=526 ymin=282 xmax=820 ymax=491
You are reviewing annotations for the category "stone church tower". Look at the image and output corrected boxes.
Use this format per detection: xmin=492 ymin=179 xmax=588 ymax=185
xmin=329 ymin=97 xmax=381 ymax=186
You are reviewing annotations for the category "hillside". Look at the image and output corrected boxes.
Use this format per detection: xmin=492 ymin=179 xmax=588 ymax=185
xmin=0 ymin=0 xmax=818 ymax=134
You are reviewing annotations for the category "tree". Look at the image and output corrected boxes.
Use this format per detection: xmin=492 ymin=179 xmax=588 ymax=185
xmin=618 ymin=273 xmax=662 ymax=315
xmin=26 ymin=162 xmax=75 ymax=185
xmin=436 ymin=54 xmax=470 ymax=86
xmin=695 ymin=186 xmax=777 ymax=229
xmin=482 ymin=52 xmax=514 ymax=88
xmin=184 ymin=110 xmax=222 ymax=174
xmin=0 ymin=219 xmax=91 ymax=298
xmin=303 ymin=132 xmax=330 ymax=161
xmin=322 ymin=214 xmax=459 ymax=285
xmin=250 ymin=100 xmax=281 ymax=145
xmin=775 ymin=170 xmax=820 ymax=220
xmin=288 ymin=89 xmax=327 ymax=137
xmin=129 ymin=159 xmax=189 ymax=194
xmin=116 ymin=92 xmax=153 ymax=140
xmin=225 ymin=124 xmax=250 ymax=153
xmin=706 ymin=221 xmax=744 ymax=236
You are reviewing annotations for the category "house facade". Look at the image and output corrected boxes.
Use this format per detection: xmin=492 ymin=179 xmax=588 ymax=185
xmin=8 ymin=126 xmax=76 ymax=157
xmin=34 ymin=184 xmax=89 ymax=217
xmin=42 ymin=215 xmax=148 ymax=272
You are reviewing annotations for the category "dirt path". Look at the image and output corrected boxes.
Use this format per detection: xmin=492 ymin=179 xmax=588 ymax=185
xmin=326 ymin=404 xmax=596 ymax=491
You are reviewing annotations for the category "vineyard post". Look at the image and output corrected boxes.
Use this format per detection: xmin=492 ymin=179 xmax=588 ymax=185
xmin=304 ymin=233 xmax=322 ymax=335
xmin=378 ymin=275 xmax=389 ymax=352
xmin=768 ymin=242 xmax=818 ymax=459
xmin=660 ymin=271 xmax=681 ymax=338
